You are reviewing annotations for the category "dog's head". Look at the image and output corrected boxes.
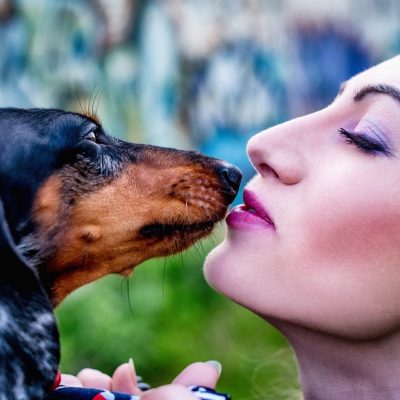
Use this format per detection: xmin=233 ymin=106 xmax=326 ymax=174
xmin=0 ymin=108 xmax=241 ymax=396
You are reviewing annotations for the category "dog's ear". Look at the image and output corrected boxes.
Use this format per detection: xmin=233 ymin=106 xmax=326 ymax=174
xmin=0 ymin=195 xmax=60 ymax=399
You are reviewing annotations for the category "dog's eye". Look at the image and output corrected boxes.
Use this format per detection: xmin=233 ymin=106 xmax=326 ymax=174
xmin=84 ymin=130 xmax=97 ymax=143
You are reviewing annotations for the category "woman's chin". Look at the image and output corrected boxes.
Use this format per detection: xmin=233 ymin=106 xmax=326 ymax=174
xmin=204 ymin=239 xmax=251 ymax=302
xmin=204 ymin=243 xmax=222 ymax=286
xmin=204 ymin=240 xmax=233 ymax=294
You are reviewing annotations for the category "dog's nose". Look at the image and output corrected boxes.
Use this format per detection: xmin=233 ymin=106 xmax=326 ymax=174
xmin=217 ymin=162 xmax=242 ymax=194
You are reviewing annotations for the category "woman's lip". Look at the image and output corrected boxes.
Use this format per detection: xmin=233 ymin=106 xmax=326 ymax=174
xmin=243 ymin=190 xmax=275 ymax=226
xmin=226 ymin=190 xmax=275 ymax=230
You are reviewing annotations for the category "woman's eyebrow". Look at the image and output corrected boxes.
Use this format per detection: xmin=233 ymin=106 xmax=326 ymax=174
xmin=337 ymin=82 xmax=400 ymax=105
xmin=354 ymin=84 xmax=400 ymax=103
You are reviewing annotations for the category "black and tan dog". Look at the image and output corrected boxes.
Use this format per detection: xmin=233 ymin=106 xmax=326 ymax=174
xmin=0 ymin=108 xmax=241 ymax=399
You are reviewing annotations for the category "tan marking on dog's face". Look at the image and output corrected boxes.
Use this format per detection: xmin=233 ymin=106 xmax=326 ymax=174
xmin=34 ymin=158 xmax=231 ymax=306
xmin=32 ymin=175 xmax=62 ymax=231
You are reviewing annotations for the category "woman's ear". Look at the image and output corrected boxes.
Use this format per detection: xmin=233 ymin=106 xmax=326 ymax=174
xmin=0 ymin=195 xmax=60 ymax=398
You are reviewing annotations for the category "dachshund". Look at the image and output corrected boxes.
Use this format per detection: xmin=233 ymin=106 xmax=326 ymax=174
xmin=0 ymin=108 xmax=241 ymax=399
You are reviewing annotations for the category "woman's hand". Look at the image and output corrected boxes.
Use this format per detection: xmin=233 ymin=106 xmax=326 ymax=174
xmin=60 ymin=359 xmax=141 ymax=393
xmin=60 ymin=360 xmax=222 ymax=397
xmin=142 ymin=361 xmax=222 ymax=400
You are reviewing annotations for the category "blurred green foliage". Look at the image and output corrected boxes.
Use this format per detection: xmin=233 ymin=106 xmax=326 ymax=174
xmin=56 ymin=228 xmax=300 ymax=399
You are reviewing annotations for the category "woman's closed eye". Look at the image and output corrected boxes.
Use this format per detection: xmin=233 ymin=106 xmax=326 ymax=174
xmin=338 ymin=127 xmax=393 ymax=157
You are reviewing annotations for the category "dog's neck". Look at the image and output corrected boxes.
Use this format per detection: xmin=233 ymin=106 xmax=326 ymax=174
xmin=17 ymin=231 xmax=61 ymax=305
xmin=17 ymin=229 xmax=140 ymax=307
xmin=18 ymin=229 xmax=57 ymax=271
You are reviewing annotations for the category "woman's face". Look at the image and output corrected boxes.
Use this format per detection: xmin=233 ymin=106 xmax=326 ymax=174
xmin=204 ymin=56 xmax=400 ymax=339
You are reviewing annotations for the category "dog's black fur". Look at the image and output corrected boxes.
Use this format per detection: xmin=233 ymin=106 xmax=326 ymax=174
xmin=0 ymin=108 xmax=241 ymax=399
xmin=0 ymin=198 xmax=59 ymax=398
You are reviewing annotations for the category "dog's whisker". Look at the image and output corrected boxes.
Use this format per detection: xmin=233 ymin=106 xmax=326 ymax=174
xmin=74 ymin=84 xmax=84 ymax=115
xmin=211 ymin=198 xmax=231 ymax=209
xmin=89 ymin=86 xmax=97 ymax=116
xmin=120 ymin=276 xmax=126 ymax=297
xmin=85 ymin=88 xmax=92 ymax=117
xmin=208 ymin=188 xmax=240 ymax=196
xmin=91 ymin=87 xmax=102 ymax=120
xmin=120 ymin=276 xmax=135 ymax=318
xmin=95 ymin=88 xmax=103 ymax=116
xmin=179 ymin=250 xmax=185 ymax=268
xmin=209 ymin=232 xmax=217 ymax=247
xmin=126 ymin=276 xmax=136 ymax=318
xmin=185 ymin=196 xmax=191 ymax=225
xmin=91 ymin=88 xmax=99 ymax=117
xmin=198 ymin=239 xmax=206 ymax=257
xmin=162 ymin=257 xmax=168 ymax=298
xmin=192 ymin=242 xmax=203 ymax=261
xmin=202 ymin=205 xmax=214 ymax=222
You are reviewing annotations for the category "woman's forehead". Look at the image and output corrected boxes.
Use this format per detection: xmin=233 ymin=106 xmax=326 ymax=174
xmin=349 ymin=56 xmax=400 ymax=89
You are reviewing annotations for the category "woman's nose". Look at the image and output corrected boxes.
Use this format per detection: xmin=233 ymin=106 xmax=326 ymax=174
xmin=246 ymin=127 xmax=305 ymax=185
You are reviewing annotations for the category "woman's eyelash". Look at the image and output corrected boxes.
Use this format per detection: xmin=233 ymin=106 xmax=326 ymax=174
xmin=338 ymin=127 xmax=392 ymax=156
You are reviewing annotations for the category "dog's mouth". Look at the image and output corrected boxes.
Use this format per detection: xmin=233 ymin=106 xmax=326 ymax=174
xmin=139 ymin=220 xmax=215 ymax=240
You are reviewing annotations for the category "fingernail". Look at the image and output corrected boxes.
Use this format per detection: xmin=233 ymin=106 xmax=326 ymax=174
xmin=206 ymin=360 xmax=222 ymax=376
xmin=129 ymin=358 xmax=136 ymax=383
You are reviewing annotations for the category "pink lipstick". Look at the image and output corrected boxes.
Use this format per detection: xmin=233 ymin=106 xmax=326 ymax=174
xmin=226 ymin=190 xmax=275 ymax=230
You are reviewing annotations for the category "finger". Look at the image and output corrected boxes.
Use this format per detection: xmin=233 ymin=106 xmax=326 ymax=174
xmin=172 ymin=361 xmax=222 ymax=388
xmin=76 ymin=368 xmax=112 ymax=390
xmin=142 ymin=384 xmax=198 ymax=400
xmin=60 ymin=374 xmax=83 ymax=388
xmin=111 ymin=360 xmax=141 ymax=394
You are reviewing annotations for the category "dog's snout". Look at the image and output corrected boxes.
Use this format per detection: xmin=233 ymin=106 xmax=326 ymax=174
xmin=217 ymin=163 xmax=242 ymax=195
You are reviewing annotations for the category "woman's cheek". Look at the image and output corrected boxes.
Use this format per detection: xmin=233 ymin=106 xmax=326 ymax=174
xmin=204 ymin=236 xmax=266 ymax=299
xmin=302 ymin=191 xmax=400 ymax=271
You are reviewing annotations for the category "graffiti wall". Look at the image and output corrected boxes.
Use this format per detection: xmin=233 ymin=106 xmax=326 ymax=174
xmin=0 ymin=0 xmax=398 ymax=183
